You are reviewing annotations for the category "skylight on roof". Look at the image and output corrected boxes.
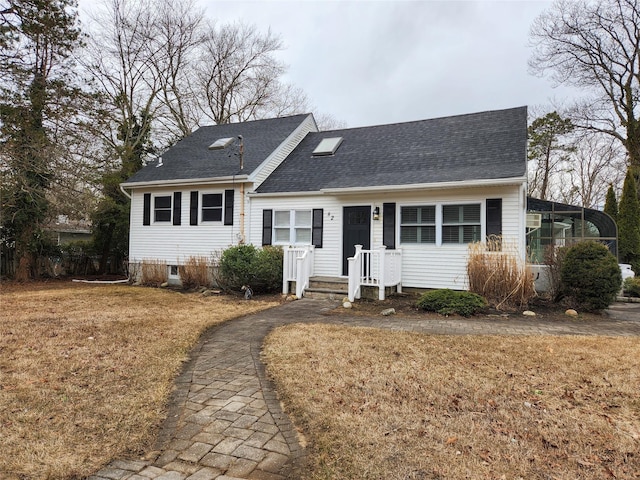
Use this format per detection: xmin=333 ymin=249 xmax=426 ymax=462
xmin=312 ymin=137 xmax=343 ymax=156
xmin=208 ymin=137 xmax=235 ymax=150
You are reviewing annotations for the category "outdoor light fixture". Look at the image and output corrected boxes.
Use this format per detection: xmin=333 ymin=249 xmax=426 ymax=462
xmin=373 ymin=206 xmax=380 ymax=220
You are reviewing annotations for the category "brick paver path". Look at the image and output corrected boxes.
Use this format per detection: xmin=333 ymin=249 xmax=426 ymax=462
xmin=89 ymin=298 xmax=640 ymax=480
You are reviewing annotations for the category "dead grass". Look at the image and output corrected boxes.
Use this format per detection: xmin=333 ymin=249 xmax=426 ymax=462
xmin=0 ymin=280 xmax=278 ymax=479
xmin=264 ymin=324 xmax=640 ymax=479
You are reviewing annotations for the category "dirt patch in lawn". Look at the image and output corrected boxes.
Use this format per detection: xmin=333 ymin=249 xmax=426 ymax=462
xmin=264 ymin=324 xmax=640 ymax=479
xmin=0 ymin=280 xmax=279 ymax=479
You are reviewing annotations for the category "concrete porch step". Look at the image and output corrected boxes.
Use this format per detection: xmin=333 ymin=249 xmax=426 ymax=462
xmin=304 ymin=276 xmax=348 ymax=300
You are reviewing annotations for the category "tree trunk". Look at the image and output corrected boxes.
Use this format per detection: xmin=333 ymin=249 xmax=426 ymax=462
xmin=14 ymin=223 xmax=38 ymax=281
xmin=98 ymin=223 xmax=115 ymax=274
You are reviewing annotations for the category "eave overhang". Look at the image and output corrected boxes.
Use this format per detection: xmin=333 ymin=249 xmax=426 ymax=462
xmin=250 ymin=176 xmax=527 ymax=197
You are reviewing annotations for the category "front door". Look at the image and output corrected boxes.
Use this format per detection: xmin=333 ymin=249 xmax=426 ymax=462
xmin=342 ymin=206 xmax=371 ymax=275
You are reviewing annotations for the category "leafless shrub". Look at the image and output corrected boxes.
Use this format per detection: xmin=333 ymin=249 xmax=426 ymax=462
xmin=140 ymin=260 xmax=168 ymax=287
xmin=178 ymin=256 xmax=211 ymax=289
xmin=542 ymin=244 xmax=568 ymax=301
xmin=467 ymin=237 xmax=535 ymax=310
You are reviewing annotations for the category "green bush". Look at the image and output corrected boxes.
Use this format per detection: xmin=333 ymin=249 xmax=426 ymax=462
xmin=416 ymin=289 xmax=488 ymax=317
xmin=623 ymin=277 xmax=640 ymax=297
xmin=254 ymin=246 xmax=284 ymax=292
xmin=218 ymin=244 xmax=283 ymax=294
xmin=560 ymin=241 xmax=621 ymax=311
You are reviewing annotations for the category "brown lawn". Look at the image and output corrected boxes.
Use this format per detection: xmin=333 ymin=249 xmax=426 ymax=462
xmin=264 ymin=324 xmax=640 ymax=480
xmin=0 ymin=281 xmax=278 ymax=479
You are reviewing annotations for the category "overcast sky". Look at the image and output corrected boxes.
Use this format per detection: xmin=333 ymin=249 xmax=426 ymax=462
xmin=197 ymin=0 xmax=581 ymax=128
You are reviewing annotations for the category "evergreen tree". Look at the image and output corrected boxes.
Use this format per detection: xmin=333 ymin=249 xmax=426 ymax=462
xmin=92 ymin=111 xmax=154 ymax=274
xmin=527 ymin=112 xmax=574 ymax=200
xmin=617 ymin=169 xmax=640 ymax=273
xmin=0 ymin=0 xmax=82 ymax=280
xmin=603 ymin=184 xmax=618 ymax=221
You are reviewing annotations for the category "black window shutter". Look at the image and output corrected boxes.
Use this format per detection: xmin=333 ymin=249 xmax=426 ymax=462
xmin=486 ymin=198 xmax=502 ymax=237
xmin=173 ymin=192 xmax=182 ymax=225
xmin=190 ymin=191 xmax=198 ymax=226
xmin=262 ymin=209 xmax=272 ymax=246
xmin=224 ymin=189 xmax=234 ymax=226
xmin=312 ymin=209 xmax=323 ymax=248
xmin=143 ymin=193 xmax=151 ymax=225
xmin=383 ymin=203 xmax=396 ymax=249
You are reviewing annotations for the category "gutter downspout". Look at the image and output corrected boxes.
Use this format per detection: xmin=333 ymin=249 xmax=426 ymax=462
xmin=239 ymin=138 xmax=245 ymax=244
xmin=120 ymin=185 xmax=132 ymax=200
xmin=240 ymin=183 xmax=245 ymax=244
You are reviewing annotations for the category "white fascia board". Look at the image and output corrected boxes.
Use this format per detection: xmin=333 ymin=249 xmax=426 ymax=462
xmin=246 ymin=190 xmax=321 ymax=198
xmin=121 ymin=175 xmax=250 ymax=189
xmin=247 ymin=114 xmax=318 ymax=184
xmin=319 ymin=176 xmax=528 ymax=195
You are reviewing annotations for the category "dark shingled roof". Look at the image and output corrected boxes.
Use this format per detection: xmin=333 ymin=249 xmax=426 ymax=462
xmin=256 ymin=107 xmax=527 ymax=193
xmin=123 ymin=114 xmax=311 ymax=185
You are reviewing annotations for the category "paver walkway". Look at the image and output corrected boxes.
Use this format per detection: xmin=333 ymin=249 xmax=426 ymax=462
xmin=89 ymin=298 xmax=640 ymax=480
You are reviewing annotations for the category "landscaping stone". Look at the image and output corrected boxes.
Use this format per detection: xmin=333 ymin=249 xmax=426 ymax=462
xmin=523 ymin=310 xmax=536 ymax=316
xmin=343 ymin=301 xmax=352 ymax=309
xmin=381 ymin=308 xmax=396 ymax=316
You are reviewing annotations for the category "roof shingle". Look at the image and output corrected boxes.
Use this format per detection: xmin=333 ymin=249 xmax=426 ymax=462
xmin=123 ymin=114 xmax=311 ymax=185
xmin=256 ymin=107 xmax=527 ymax=193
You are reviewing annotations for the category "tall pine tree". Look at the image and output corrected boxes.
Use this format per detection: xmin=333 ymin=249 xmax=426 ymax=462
xmin=603 ymin=184 xmax=618 ymax=221
xmin=0 ymin=0 xmax=83 ymax=280
xmin=617 ymin=169 xmax=640 ymax=273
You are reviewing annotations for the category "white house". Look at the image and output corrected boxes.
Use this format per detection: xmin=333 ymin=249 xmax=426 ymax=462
xmin=121 ymin=107 xmax=528 ymax=298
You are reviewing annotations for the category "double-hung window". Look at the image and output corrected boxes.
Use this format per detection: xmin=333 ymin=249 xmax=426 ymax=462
xmin=442 ymin=204 xmax=481 ymax=244
xmin=400 ymin=206 xmax=436 ymax=243
xmin=201 ymin=193 xmax=223 ymax=222
xmin=274 ymin=210 xmax=312 ymax=244
xmin=154 ymin=196 xmax=172 ymax=222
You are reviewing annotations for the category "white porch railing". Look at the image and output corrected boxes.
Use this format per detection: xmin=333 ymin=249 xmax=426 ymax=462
xmin=348 ymin=245 xmax=402 ymax=302
xmin=282 ymin=245 xmax=315 ymax=298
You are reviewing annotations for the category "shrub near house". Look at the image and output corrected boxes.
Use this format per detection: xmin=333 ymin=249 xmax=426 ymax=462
xmin=416 ymin=289 xmax=488 ymax=317
xmin=560 ymin=241 xmax=622 ymax=312
xmin=218 ymin=245 xmax=283 ymax=293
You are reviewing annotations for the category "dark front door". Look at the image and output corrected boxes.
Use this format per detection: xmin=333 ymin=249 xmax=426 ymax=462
xmin=343 ymin=206 xmax=371 ymax=275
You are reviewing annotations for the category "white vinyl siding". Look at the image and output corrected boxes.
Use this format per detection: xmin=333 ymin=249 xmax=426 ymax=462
xmin=250 ymin=115 xmax=318 ymax=188
xmin=132 ymin=182 xmax=525 ymax=290
xmin=248 ymin=196 xmax=343 ymax=277
xmin=249 ymin=184 xmax=525 ymax=290
xmin=129 ymin=185 xmax=244 ymax=265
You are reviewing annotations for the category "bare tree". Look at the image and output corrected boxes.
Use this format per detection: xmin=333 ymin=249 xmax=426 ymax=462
xmin=82 ymin=0 xmax=160 ymax=159
xmin=195 ymin=22 xmax=309 ymax=124
xmin=529 ymin=0 xmax=640 ymax=180
xmin=560 ymin=133 xmax=626 ymax=207
xmin=147 ymin=0 xmax=205 ymax=140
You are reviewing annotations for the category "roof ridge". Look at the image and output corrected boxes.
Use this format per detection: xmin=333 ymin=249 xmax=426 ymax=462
xmin=197 ymin=113 xmax=312 ymax=129
xmin=313 ymin=106 xmax=527 ymax=135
